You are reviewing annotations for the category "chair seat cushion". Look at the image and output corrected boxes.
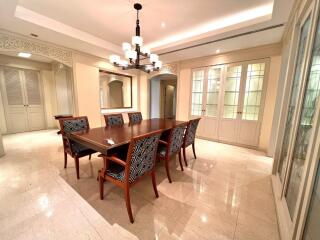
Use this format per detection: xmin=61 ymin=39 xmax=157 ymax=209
xmin=70 ymin=141 xmax=96 ymax=155
xmin=157 ymin=145 xmax=167 ymax=157
xmin=105 ymin=161 xmax=132 ymax=182
xmin=106 ymin=169 xmax=125 ymax=182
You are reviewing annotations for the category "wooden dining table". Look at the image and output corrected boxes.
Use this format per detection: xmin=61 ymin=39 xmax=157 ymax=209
xmin=68 ymin=118 xmax=187 ymax=155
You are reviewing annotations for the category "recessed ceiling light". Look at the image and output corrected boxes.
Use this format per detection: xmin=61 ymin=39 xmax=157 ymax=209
xmin=216 ymin=49 xmax=220 ymax=53
xmin=18 ymin=52 xmax=32 ymax=58
xmin=161 ymin=22 xmax=166 ymax=28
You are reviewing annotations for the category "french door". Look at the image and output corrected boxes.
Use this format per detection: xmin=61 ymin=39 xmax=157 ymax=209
xmin=0 ymin=66 xmax=46 ymax=133
xmin=190 ymin=66 xmax=222 ymax=140
xmin=272 ymin=0 xmax=320 ymax=239
xmin=190 ymin=60 xmax=268 ymax=147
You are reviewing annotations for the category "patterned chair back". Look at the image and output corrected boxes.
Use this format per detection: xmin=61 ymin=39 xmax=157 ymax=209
xmin=60 ymin=116 xmax=89 ymax=134
xmin=104 ymin=114 xmax=124 ymax=127
xmin=184 ymin=118 xmax=201 ymax=147
xmin=128 ymin=112 xmax=143 ymax=124
xmin=125 ymin=130 xmax=162 ymax=183
xmin=168 ymin=123 xmax=188 ymax=155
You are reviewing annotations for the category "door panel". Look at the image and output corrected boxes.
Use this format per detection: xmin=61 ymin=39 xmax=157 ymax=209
xmin=27 ymin=106 xmax=46 ymax=131
xmin=0 ymin=67 xmax=45 ymax=133
xmin=237 ymin=62 xmax=266 ymax=146
xmin=278 ymin=16 xmax=312 ymax=183
xmin=201 ymin=67 xmax=222 ymax=139
xmin=285 ymin=14 xmax=320 ymax=219
xmin=0 ymin=67 xmax=28 ymax=133
xmin=237 ymin=120 xmax=260 ymax=146
xmin=191 ymin=69 xmax=206 ymax=137
xmin=219 ymin=65 xmax=242 ymax=142
xmin=24 ymin=69 xmax=45 ymax=131
xmin=219 ymin=119 xmax=238 ymax=142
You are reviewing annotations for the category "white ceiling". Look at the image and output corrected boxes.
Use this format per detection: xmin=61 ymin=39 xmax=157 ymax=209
xmin=0 ymin=0 xmax=295 ymax=63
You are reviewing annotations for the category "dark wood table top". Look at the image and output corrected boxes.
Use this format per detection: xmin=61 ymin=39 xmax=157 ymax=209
xmin=69 ymin=118 xmax=187 ymax=155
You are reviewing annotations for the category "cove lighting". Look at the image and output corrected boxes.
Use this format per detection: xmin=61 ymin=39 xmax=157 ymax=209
xmin=18 ymin=52 xmax=32 ymax=58
xmin=145 ymin=3 xmax=273 ymax=49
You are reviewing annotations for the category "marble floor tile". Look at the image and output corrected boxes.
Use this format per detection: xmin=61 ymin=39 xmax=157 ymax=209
xmin=0 ymin=130 xmax=279 ymax=239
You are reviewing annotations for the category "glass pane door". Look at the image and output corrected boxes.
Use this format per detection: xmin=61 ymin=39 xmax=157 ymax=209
xmin=223 ymin=65 xmax=242 ymax=119
xmin=303 ymin=158 xmax=320 ymax=240
xmin=205 ymin=68 xmax=221 ymax=117
xmin=242 ymin=63 xmax=265 ymax=121
xmin=191 ymin=70 xmax=205 ymax=116
xmin=286 ymin=14 xmax=320 ymax=218
xmin=278 ymin=16 xmax=312 ymax=182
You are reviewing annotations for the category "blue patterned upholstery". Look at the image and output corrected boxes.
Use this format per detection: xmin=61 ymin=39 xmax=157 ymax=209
xmin=106 ymin=169 xmax=125 ymax=181
xmin=129 ymin=134 xmax=160 ymax=182
xmin=185 ymin=119 xmax=200 ymax=146
xmin=169 ymin=124 xmax=186 ymax=155
xmin=61 ymin=117 xmax=95 ymax=156
xmin=157 ymin=124 xmax=186 ymax=157
xmin=129 ymin=112 xmax=142 ymax=124
xmin=106 ymin=115 xmax=123 ymax=126
xmin=63 ymin=118 xmax=88 ymax=133
xmin=106 ymin=133 xmax=160 ymax=183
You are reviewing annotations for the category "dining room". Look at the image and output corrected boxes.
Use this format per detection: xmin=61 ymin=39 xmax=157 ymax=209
xmin=1 ymin=0 xmax=320 ymax=240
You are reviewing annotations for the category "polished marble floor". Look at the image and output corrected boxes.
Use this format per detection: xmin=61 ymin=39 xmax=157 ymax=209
xmin=0 ymin=130 xmax=279 ymax=240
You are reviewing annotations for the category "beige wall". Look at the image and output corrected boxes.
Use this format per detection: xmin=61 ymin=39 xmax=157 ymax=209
xmin=176 ymin=68 xmax=192 ymax=121
xmin=140 ymin=73 xmax=150 ymax=120
xmin=72 ymin=53 xmax=139 ymax=127
xmin=73 ymin=62 xmax=101 ymax=128
xmin=259 ymin=56 xmax=282 ymax=152
xmin=0 ymin=87 xmax=7 ymax=133
xmin=0 ymin=133 xmax=4 ymax=157
xmin=41 ymin=70 xmax=58 ymax=128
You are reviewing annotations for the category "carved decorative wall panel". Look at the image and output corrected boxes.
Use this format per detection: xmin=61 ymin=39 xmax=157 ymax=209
xmin=0 ymin=32 xmax=73 ymax=67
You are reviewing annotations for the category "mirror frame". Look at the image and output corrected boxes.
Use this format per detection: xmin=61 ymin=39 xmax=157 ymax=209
xmin=99 ymin=69 xmax=133 ymax=109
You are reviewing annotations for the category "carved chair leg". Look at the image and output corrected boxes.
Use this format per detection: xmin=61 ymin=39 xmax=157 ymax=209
xmin=75 ymin=157 xmax=80 ymax=179
xmin=183 ymin=147 xmax=188 ymax=167
xmin=151 ymin=171 xmax=159 ymax=198
xmin=89 ymin=154 xmax=92 ymax=160
xmin=124 ymin=186 xmax=134 ymax=223
xmin=192 ymin=142 xmax=197 ymax=159
xmin=165 ymin=158 xmax=172 ymax=183
xmin=178 ymin=151 xmax=184 ymax=171
xmin=99 ymin=170 xmax=104 ymax=200
xmin=64 ymin=152 xmax=68 ymax=168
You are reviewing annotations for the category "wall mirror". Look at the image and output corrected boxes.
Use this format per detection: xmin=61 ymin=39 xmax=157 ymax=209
xmin=99 ymin=70 xmax=132 ymax=109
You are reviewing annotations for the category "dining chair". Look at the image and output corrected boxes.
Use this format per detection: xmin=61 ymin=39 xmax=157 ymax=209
xmin=59 ymin=116 xmax=96 ymax=179
xmin=182 ymin=118 xmax=201 ymax=166
xmin=104 ymin=113 xmax=124 ymax=127
xmin=128 ymin=112 xmax=143 ymax=124
xmin=157 ymin=122 xmax=188 ymax=183
xmin=98 ymin=130 xmax=162 ymax=223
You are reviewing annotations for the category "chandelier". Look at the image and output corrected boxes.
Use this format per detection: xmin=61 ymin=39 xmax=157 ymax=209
xmin=109 ymin=3 xmax=162 ymax=73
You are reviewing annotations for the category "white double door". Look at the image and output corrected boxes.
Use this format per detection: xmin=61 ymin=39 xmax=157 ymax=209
xmin=190 ymin=60 xmax=268 ymax=147
xmin=0 ymin=66 xmax=46 ymax=133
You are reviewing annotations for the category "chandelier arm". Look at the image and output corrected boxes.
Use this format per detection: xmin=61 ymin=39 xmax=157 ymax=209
xmin=111 ymin=3 xmax=161 ymax=73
